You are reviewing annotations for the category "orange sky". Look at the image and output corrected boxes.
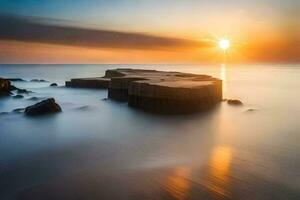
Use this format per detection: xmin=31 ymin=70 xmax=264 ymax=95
xmin=1 ymin=33 xmax=298 ymax=64
xmin=0 ymin=0 xmax=299 ymax=64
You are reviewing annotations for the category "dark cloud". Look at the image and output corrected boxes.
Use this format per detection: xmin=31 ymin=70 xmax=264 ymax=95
xmin=0 ymin=15 xmax=209 ymax=50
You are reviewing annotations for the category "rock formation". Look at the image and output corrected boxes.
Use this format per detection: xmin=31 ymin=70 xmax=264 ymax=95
xmin=66 ymin=78 xmax=110 ymax=88
xmin=66 ymin=69 xmax=222 ymax=114
xmin=7 ymin=78 xmax=26 ymax=82
xmin=12 ymin=108 xmax=25 ymax=113
xmin=16 ymin=88 xmax=32 ymax=94
xmin=0 ymin=78 xmax=31 ymax=96
xmin=31 ymin=79 xmax=48 ymax=82
xmin=13 ymin=94 xmax=24 ymax=99
xmin=227 ymin=99 xmax=243 ymax=106
xmin=25 ymin=98 xmax=62 ymax=116
xmin=27 ymin=97 xmax=43 ymax=101
xmin=0 ymin=78 xmax=12 ymax=95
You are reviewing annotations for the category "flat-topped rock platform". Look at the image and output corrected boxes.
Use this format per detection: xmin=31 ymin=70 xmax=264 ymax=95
xmin=66 ymin=77 xmax=110 ymax=88
xmin=66 ymin=69 xmax=222 ymax=114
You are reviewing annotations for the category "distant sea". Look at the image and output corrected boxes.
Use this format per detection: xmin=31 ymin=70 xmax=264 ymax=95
xmin=0 ymin=64 xmax=299 ymax=200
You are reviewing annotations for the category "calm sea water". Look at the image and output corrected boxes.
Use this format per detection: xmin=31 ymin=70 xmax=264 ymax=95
xmin=0 ymin=64 xmax=299 ymax=200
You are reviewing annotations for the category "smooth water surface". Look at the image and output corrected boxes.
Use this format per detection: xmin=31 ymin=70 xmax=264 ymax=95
xmin=0 ymin=64 xmax=299 ymax=200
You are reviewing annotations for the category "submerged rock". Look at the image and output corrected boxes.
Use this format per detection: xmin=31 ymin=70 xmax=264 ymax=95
xmin=16 ymin=88 xmax=32 ymax=94
xmin=13 ymin=94 xmax=24 ymax=99
xmin=0 ymin=78 xmax=12 ymax=95
xmin=10 ymin=85 xmax=18 ymax=91
xmin=25 ymin=98 xmax=62 ymax=116
xmin=50 ymin=83 xmax=58 ymax=87
xmin=0 ymin=112 xmax=9 ymax=115
xmin=74 ymin=105 xmax=92 ymax=111
xmin=30 ymin=79 xmax=48 ymax=82
xmin=12 ymin=108 xmax=25 ymax=113
xmin=227 ymin=99 xmax=243 ymax=106
xmin=27 ymin=96 xmax=43 ymax=101
xmin=7 ymin=78 xmax=26 ymax=82
xmin=9 ymin=85 xmax=32 ymax=94
xmin=245 ymin=108 xmax=257 ymax=112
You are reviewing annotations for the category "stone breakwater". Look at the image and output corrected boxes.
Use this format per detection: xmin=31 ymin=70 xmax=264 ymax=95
xmin=66 ymin=69 xmax=222 ymax=114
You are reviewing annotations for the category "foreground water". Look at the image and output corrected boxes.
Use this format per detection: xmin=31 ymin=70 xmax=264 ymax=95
xmin=0 ymin=64 xmax=299 ymax=200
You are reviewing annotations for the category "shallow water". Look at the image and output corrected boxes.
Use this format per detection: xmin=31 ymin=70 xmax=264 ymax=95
xmin=0 ymin=64 xmax=299 ymax=200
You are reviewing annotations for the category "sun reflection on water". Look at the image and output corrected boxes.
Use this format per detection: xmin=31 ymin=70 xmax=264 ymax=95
xmin=207 ymin=146 xmax=233 ymax=197
xmin=220 ymin=64 xmax=227 ymax=96
xmin=165 ymin=166 xmax=190 ymax=200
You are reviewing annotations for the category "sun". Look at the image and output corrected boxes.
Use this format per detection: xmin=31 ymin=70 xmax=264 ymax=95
xmin=219 ymin=39 xmax=230 ymax=50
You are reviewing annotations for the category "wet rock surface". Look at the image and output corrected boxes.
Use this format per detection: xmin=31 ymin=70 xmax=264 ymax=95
xmin=50 ymin=83 xmax=58 ymax=87
xmin=25 ymin=98 xmax=62 ymax=116
xmin=66 ymin=69 xmax=223 ymax=114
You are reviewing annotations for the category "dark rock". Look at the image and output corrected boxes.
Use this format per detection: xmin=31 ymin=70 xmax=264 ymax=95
xmin=0 ymin=112 xmax=9 ymax=115
xmin=50 ymin=83 xmax=58 ymax=87
xmin=66 ymin=78 xmax=110 ymax=89
xmin=27 ymin=97 xmax=43 ymax=101
xmin=13 ymin=94 xmax=24 ymax=99
xmin=17 ymin=88 xmax=32 ymax=94
xmin=9 ymin=85 xmax=33 ymax=94
xmin=0 ymin=78 xmax=12 ymax=95
xmin=25 ymin=98 xmax=62 ymax=116
xmin=7 ymin=78 xmax=26 ymax=82
xmin=10 ymin=85 xmax=18 ymax=91
xmin=12 ymin=108 xmax=25 ymax=113
xmin=30 ymin=79 xmax=48 ymax=82
xmin=0 ymin=78 xmax=28 ymax=96
xmin=227 ymin=99 xmax=243 ymax=106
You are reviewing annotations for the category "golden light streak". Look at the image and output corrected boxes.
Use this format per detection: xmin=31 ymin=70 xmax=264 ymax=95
xmin=207 ymin=146 xmax=233 ymax=197
xmin=220 ymin=64 xmax=227 ymax=95
xmin=165 ymin=166 xmax=190 ymax=200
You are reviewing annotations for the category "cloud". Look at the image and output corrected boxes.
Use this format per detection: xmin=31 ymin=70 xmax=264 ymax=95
xmin=0 ymin=14 xmax=210 ymax=50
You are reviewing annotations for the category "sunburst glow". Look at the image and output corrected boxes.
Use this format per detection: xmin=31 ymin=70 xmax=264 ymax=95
xmin=219 ymin=39 xmax=230 ymax=50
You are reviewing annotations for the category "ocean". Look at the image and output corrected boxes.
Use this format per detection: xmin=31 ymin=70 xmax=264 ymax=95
xmin=0 ymin=64 xmax=299 ymax=199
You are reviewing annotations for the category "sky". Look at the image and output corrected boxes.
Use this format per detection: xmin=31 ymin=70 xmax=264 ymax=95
xmin=0 ymin=0 xmax=299 ymax=64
